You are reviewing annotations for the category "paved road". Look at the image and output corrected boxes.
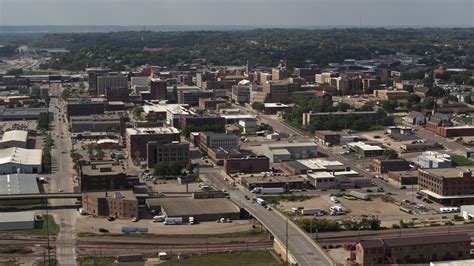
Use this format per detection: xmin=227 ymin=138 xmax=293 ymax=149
xmin=201 ymin=168 xmax=334 ymax=266
xmin=48 ymin=85 xmax=78 ymax=266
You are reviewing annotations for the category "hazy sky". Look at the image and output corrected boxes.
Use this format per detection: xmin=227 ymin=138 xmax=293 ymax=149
xmin=0 ymin=0 xmax=473 ymax=27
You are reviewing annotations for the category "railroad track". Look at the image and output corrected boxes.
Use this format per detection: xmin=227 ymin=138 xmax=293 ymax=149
xmin=316 ymin=225 xmax=474 ymax=244
xmin=77 ymin=241 xmax=274 ymax=256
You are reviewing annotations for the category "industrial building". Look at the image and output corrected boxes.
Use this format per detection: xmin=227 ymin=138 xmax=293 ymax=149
xmin=145 ymin=197 xmax=241 ymax=222
xmin=0 ymin=147 xmax=42 ymax=174
xmin=0 ymin=130 xmax=28 ymax=149
xmin=82 ymin=191 xmax=138 ymax=218
xmin=0 ymin=173 xmax=40 ymax=205
xmin=0 ymin=107 xmax=48 ymax=121
xmin=261 ymin=142 xmax=319 ymax=163
xmin=0 ymin=211 xmax=36 ymax=231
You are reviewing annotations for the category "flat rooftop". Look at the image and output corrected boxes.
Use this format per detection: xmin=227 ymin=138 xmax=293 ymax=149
xmin=242 ymin=175 xmax=307 ymax=184
xmin=419 ymin=168 xmax=471 ymax=178
xmin=0 ymin=174 xmax=39 ymax=195
xmin=81 ymin=162 xmax=125 ymax=176
xmin=126 ymin=127 xmax=180 ymax=135
xmin=84 ymin=190 xmax=136 ymax=201
xmin=263 ymin=142 xmax=318 ymax=149
xmin=297 ymin=159 xmax=344 ymax=169
xmin=146 ymin=197 xmax=240 ymax=217
xmin=1 ymin=130 xmax=28 ymax=143
xmin=0 ymin=147 xmax=42 ymax=166
xmin=349 ymin=141 xmax=384 ymax=151
xmin=0 ymin=211 xmax=36 ymax=223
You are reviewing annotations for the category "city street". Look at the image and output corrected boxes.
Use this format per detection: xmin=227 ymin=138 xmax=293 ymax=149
xmin=48 ymin=84 xmax=78 ymax=266
xmin=200 ymin=167 xmax=334 ymax=266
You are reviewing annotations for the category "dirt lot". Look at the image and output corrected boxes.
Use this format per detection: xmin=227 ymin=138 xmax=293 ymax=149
xmin=77 ymin=215 xmax=254 ymax=235
xmin=148 ymin=180 xmax=201 ymax=193
xmin=278 ymin=195 xmax=332 ymax=214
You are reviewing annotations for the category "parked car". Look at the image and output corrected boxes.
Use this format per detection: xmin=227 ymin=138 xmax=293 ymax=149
xmin=98 ymin=228 xmax=109 ymax=233
xmin=107 ymin=217 xmax=115 ymax=221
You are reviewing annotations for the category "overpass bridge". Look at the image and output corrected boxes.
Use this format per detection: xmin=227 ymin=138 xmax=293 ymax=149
xmin=0 ymin=192 xmax=189 ymax=201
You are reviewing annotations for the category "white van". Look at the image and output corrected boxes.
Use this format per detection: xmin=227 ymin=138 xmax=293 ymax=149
xmin=330 ymin=196 xmax=339 ymax=203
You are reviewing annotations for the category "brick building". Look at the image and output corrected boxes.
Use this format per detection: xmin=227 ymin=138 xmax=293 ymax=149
xmin=418 ymin=168 xmax=474 ymax=205
xmin=387 ymin=171 xmax=418 ymax=185
xmin=126 ymin=127 xmax=180 ymax=160
xmin=66 ymin=98 xmax=105 ymax=117
xmin=372 ymin=159 xmax=411 ymax=173
xmin=79 ymin=161 xmax=139 ymax=192
xmin=146 ymin=141 xmax=189 ymax=169
xmin=82 ymin=191 xmax=138 ymax=218
xmin=224 ymin=156 xmax=270 ymax=174
xmin=354 ymin=234 xmax=471 ymax=265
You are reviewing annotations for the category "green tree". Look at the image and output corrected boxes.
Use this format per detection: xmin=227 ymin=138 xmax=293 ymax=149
xmin=37 ymin=112 xmax=50 ymax=131
xmin=154 ymin=162 xmax=170 ymax=176
xmin=384 ymin=149 xmax=399 ymax=159
xmin=169 ymin=162 xmax=183 ymax=176
xmin=252 ymin=102 xmax=264 ymax=112
xmin=5 ymin=68 xmax=23 ymax=76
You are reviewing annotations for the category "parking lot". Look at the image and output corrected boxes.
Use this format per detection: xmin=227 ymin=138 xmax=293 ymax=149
xmin=76 ymin=215 xmax=254 ymax=235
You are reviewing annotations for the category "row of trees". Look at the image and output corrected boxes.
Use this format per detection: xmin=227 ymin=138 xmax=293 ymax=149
xmin=34 ymin=28 xmax=474 ymax=71
xmin=37 ymin=112 xmax=50 ymax=131
xmin=154 ymin=162 xmax=185 ymax=177
xmin=296 ymin=217 xmax=381 ymax=233
xmin=41 ymin=134 xmax=53 ymax=174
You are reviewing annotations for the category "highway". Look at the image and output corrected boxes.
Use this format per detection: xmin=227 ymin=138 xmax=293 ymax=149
xmin=201 ymin=168 xmax=334 ymax=266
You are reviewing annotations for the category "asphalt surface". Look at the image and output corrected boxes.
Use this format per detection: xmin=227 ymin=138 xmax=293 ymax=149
xmin=201 ymin=167 xmax=334 ymax=266
xmin=48 ymin=84 xmax=78 ymax=266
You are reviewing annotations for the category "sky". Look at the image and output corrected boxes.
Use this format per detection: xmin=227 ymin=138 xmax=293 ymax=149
xmin=0 ymin=0 xmax=473 ymax=27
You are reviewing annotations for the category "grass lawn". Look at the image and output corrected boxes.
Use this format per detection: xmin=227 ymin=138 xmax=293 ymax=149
xmin=161 ymin=250 xmax=283 ymax=266
xmin=0 ymin=215 xmax=59 ymax=236
xmin=451 ymin=155 xmax=474 ymax=166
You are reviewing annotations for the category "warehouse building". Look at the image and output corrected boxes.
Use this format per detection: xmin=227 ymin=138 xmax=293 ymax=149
xmin=224 ymin=156 xmax=270 ymax=174
xmin=261 ymin=142 xmax=319 ymax=163
xmin=0 ymin=147 xmax=42 ymax=174
xmin=0 ymin=107 xmax=48 ymax=121
xmin=69 ymin=113 xmax=122 ymax=132
xmin=241 ymin=174 xmax=309 ymax=191
xmin=0 ymin=130 xmax=28 ymax=149
xmin=0 ymin=173 xmax=40 ymax=205
xmin=0 ymin=211 xmax=36 ymax=231
xmin=145 ymin=197 xmax=241 ymax=222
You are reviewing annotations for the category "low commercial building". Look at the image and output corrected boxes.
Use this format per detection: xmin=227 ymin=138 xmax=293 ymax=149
xmin=387 ymin=171 xmax=418 ymax=185
xmin=0 ymin=130 xmax=28 ymax=149
xmin=0 ymin=147 xmax=42 ymax=174
xmin=0 ymin=211 xmax=36 ymax=231
xmin=82 ymin=191 xmax=138 ymax=218
xmin=262 ymin=142 xmax=319 ymax=163
xmin=460 ymin=205 xmax=474 ymax=221
xmin=146 ymin=141 xmax=189 ymax=169
xmin=0 ymin=173 xmax=40 ymax=206
xmin=307 ymin=172 xmax=336 ymax=190
xmin=281 ymin=159 xmax=347 ymax=175
xmin=238 ymin=118 xmax=257 ymax=134
xmin=180 ymin=114 xmax=226 ymax=133
xmin=314 ymin=131 xmax=341 ymax=147
xmin=240 ymin=174 xmax=309 ymax=191
xmin=79 ymin=161 xmax=139 ymax=192
xmin=70 ymin=113 xmax=122 ymax=132
xmin=354 ymin=234 xmax=471 ymax=265
xmin=198 ymin=98 xmax=227 ymax=110
xmin=207 ymin=147 xmax=241 ymax=165
xmin=263 ymin=103 xmax=291 ymax=114
xmin=348 ymin=142 xmax=384 ymax=157
xmin=145 ymin=197 xmax=241 ymax=222
xmin=418 ymin=168 xmax=474 ymax=205
xmin=400 ymin=141 xmax=443 ymax=153
xmin=373 ymin=89 xmax=410 ymax=100
xmin=372 ymin=159 xmax=411 ymax=173
xmin=66 ymin=98 xmax=105 ymax=117
xmin=302 ymin=111 xmax=377 ymax=126
xmin=126 ymin=127 xmax=180 ymax=160
xmin=199 ymin=132 xmax=239 ymax=154
xmin=0 ymin=107 xmax=48 ymax=121
xmin=417 ymin=151 xmax=452 ymax=169
xmin=224 ymin=156 xmax=270 ymax=174
xmin=306 ymin=171 xmax=367 ymax=189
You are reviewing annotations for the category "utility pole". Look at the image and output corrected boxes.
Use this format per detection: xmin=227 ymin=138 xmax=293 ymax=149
xmin=285 ymin=217 xmax=289 ymax=265
xmin=44 ymin=199 xmax=51 ymax=265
